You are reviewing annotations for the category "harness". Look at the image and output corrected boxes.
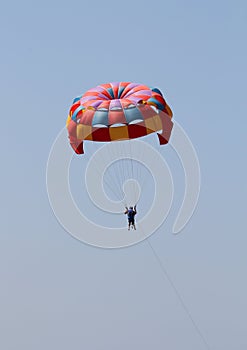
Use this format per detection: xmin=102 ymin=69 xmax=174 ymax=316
xmin=128 ymin=210 xmax=135 ymax=220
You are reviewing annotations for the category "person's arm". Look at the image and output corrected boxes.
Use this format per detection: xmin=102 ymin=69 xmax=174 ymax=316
xmin=124 ymin=207 xmax=128 ymax=214
xmin=134 ymin=205 xmax=137 ymax=214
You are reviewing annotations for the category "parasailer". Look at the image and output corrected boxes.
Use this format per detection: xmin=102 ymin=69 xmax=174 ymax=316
xmin=124 ymin=205 xmax=137 ymax=230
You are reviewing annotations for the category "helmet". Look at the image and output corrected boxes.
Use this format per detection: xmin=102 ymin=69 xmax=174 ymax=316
xmin=129 ymin=206 xmax=133 ymax=209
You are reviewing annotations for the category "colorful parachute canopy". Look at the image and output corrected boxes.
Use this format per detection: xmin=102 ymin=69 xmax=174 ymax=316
xmin=66 ymin=82 xmax=173 ymax=154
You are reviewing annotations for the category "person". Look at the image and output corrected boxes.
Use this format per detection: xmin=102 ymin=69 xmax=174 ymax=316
xmin=124 ymin=205 xmax=137 ymax=230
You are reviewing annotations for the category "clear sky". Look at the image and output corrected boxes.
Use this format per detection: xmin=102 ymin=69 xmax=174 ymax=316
xmin=1 ymin=0 xmax=247 ymax=349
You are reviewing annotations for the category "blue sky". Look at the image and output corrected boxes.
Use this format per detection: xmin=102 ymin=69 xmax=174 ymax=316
xmin=1 ymin=0 xmax=247 ymax=349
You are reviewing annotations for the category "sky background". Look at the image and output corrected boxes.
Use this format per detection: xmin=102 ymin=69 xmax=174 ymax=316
xmin=1 ymin=0 xmax=247 ymax=349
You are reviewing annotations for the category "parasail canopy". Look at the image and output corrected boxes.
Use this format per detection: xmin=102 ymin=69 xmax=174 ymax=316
xmin=66 ymin=82 xmax=173 ymax=154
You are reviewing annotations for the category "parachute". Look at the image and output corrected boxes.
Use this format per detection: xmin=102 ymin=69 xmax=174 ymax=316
xmin=47 ymin=81 xmax=200 ymax=244
xmin=66 ymin=82 xmax=173 ymax=154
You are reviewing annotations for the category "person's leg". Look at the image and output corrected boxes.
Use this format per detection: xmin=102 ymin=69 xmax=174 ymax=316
xmin=130 ymin=220 xmax=135 ymax=230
